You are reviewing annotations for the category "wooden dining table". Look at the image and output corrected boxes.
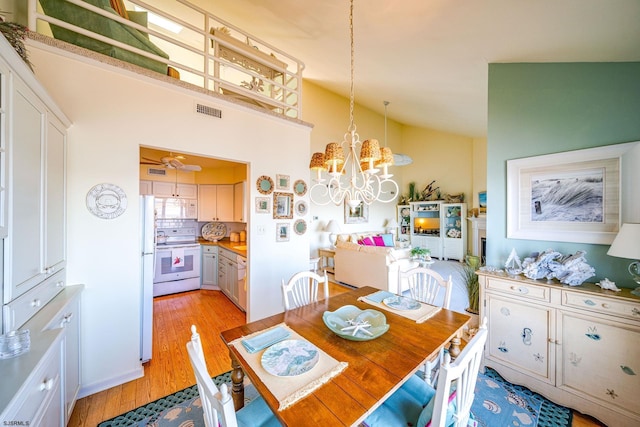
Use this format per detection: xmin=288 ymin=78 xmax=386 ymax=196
xmin=220 ymin=286 xmax=470 ymax=426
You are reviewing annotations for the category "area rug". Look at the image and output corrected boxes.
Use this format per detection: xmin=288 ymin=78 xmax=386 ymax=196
xmin=471 ymin=367 xmax=572 ymax=427
xmin=99 ymin=368 xmax=571 ymax=427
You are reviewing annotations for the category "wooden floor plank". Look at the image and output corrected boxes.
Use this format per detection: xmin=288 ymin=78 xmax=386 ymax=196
xmin=68 ymin=284 xmax=605 ymax=427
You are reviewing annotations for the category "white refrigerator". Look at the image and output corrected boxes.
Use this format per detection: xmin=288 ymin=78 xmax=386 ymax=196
xmin=140 ymin=195 xmax=155 ymax=362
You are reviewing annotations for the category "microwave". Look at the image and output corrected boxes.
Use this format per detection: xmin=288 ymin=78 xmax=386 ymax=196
xmin=155 ymin=197 xmax=198 ymax=219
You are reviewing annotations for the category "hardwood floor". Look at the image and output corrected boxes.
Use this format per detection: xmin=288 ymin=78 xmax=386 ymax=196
xmin=68 ymin=283 xmax=604 ymax=426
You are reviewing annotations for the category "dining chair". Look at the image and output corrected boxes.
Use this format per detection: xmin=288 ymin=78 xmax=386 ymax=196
xmin=400 ymin=266 xmax=453 ymax=386
xmin=186 ymin=325 xmax=281 ymax=427
xmin=281 ymin=270 xmax=329 ymax=310
xmin=363 ymin=318 xmax=488 ymax=427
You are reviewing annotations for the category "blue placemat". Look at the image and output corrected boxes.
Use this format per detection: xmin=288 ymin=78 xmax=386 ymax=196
xmin=241 ymin=326 xmax=290 ymax=353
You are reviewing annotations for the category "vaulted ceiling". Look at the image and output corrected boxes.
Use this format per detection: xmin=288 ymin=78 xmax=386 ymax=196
xmin=187 ymin=0 xmax=640 ymax=138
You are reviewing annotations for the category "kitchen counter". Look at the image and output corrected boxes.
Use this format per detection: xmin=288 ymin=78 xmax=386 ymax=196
xmin=199 ymin=238 xmax=247 ymax=258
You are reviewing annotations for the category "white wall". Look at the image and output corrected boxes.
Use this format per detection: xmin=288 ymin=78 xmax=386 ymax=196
xmin=28 ymin=42 xmax=312 ymax=396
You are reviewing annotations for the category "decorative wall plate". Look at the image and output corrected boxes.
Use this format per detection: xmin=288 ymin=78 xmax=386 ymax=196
xmin=293 ymin=179 xmax=307 ymax=196
xmin=295 ymin=200 xmax=308 ymax=216
xmin=202 ymin=222 xmax=227 ymax=241
xmin=294 ymin=219 xmax=307 ymax=235
xmin=256 ymin=175 xmax=274 ymax=195
xmin=86 ymin=183 xmax=127 ymax=219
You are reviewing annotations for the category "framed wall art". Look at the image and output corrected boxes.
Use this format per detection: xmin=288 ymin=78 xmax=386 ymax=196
xmin=293 ymin=179 xmax=307 ymax=196
xmin=256 ymin=175 xmax=274 ymax=195
xmin=276 ymin=222 xmax=290 ymax=242
xmin=255 ymin=197 xmax=270 ymax=213
xmin=344 ymin=200 xmax=369 ymax=224
xmin=276 ymin=174 xmax=290 ymax=190
xmin=506 ymin=143 xmax=636 ymax=244
xmin=295 ymin=200 xmax=308 ymax=216
xmin=294 ymin=219 xmax=307 ymax=235
xmin=273 ymin=192 xmax=293 ymax=219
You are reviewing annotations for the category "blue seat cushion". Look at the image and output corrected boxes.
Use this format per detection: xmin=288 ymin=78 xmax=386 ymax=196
xmin=237 ymin=395 xmax=281 ymax=427
xmin=363 ymin=374 xmax=435 ymax=426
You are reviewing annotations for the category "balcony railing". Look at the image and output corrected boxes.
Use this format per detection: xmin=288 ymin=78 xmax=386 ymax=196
xmin=28 ymin=0 xmax=304 ymax=119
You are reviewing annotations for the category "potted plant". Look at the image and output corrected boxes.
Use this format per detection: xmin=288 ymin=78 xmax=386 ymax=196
xmin=463 ymin=255 xmax=481 ymax=314
xmin=410 ymin=247 xmax=430 ymax=260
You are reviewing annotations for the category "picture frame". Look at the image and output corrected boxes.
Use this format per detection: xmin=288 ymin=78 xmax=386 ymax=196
xmin=344 ymin=200 xmax=369 ymax=224
xmin=255 ymin=197 xmax=270 ymax=214
xmin=293 ymin=179 xmax=307 ymax=196
xmin=273 ymin=192 xmax=293 ymax=219
xmin=256 ymin=175 xmax=274 ymax=195
xmin=295 ymin=200 xmax=308 ymax=216
xmin=276 ymin=174 xmax=290 ymax=190
xmin=294 ymin=219 xmax=307 ymax=235
xmin=276 ymin=222 xmax=290 ymax=242
xmin=506 ymin=144 xmax=631 ymax=245
xmin=478 ymin=191 xmax=487 ymax=213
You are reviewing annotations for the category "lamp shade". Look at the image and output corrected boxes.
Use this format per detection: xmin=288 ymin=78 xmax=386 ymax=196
xmin=360 ymin=139 xmax=381 ymax=163
xmin=385 ymin=218 xmax=399 ymax=228
xmin=325 ymin=219 xmax=342 ymax=233
xmin=324 ymin=142 xmax=345 ymax=166
xmin=309 ymin=152 xmax=326 ymax=171
xmin=376 ymin=147 xmax=394 ymax=167
xmin=607 ymin=223 xmax=640 ymax=259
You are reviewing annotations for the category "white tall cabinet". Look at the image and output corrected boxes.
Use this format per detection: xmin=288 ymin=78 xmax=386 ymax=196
xmin=478 ymin=271 xmax=640 ymax=427
xmin=0 ymin=34 xmax=81 ymax=425
xmin=409 ymin=201 xmax=466 ymax=260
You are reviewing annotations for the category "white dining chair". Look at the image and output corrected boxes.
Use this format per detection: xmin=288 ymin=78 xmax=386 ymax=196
xmin=363 ymin=318 xmax=488 ymax=427
xmin=400 ymin=266 xmax=453 ymax=386
xmin=186 ymin=325 xmax=281 ymax=427
xmin=281 ymin=270 xmax=329 ymax=310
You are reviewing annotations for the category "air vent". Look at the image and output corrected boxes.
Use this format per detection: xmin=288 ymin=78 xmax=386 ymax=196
xmin=195 ymin=103 xmax=222 ymax=118
xmin=148 ymin=168 xmax=167 ymax=176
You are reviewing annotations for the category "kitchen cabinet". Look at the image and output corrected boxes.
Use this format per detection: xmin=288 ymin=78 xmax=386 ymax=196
xmin=139 ymin=180 xmax=152 ymax=195
xmin=233 ymin=181 xmax=246 ymax=222
xmin=478 ymin=271 xmax=640 ymax=427
xmin=198 ymin=184 xmax=233 ymax=222
xmin=201 ymin=245 xmax=218 ymax=289
xmin=152 ymin=181 xmax=198 ymax=198
xmin=218 ymin=248 xmax=240 ymax=308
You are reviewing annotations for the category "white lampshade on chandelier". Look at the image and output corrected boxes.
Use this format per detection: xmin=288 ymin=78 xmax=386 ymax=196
xmin=309 ymin=0 xmax=398 ymax=211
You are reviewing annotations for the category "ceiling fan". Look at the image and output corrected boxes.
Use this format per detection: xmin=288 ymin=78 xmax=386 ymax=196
xmin=141 ymin=153 xmax=202 ymax=172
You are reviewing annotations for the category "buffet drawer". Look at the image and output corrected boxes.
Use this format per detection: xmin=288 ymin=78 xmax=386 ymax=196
xmin=485 ymin=277 xmax=550 ymax=302
xmin=562 ymin=291 xmax=640 ymax=321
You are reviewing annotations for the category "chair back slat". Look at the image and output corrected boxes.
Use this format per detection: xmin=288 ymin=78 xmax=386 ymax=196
xmin=186 ymin=325 xmax=239 ymax=427
xmin=430 ymin=318 xmax=488 ymax=427
xmin=282 ymin=270 xmax=328 ymax=310
xmin=400 ymin=267 xmax=452 ymax=309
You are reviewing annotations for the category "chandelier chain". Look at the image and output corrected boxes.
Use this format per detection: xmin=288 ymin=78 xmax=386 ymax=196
xmin=348 ymin=0 xmax=355 ymax=133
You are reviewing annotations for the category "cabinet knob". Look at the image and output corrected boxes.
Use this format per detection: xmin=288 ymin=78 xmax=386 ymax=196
xmin=601 ymin=303 xmax=610 ymax=309
xmin=632 ymin=308 xmax=640 ymax=316
xmin=39 ymin=378 xmax=54 ymax=391
xmin=31 ymin=299 xmax=41 ymax=308
xmin=56 ymin=281 xmax=65 ymax=288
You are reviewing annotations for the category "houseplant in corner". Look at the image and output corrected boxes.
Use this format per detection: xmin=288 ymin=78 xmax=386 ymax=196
xmin=463 ymin=255 xmax=481 ymax=314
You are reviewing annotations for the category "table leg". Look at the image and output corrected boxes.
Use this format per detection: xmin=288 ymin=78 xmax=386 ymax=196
xmin=230 ymin=353 xmax=245 ymax=411
xmin=449 ymin=337 xmax=461 ymax=359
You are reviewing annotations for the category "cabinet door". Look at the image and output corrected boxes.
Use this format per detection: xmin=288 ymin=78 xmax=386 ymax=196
xmin=5 ymin=78 xmax=45 ymax=302
xmin=218 ymin=255 xmax=228 ymax=294
xmin=139 ymin=180 xmax=153 ymax=195
xmin=202 ymin=251 xmax=218 ymax=286
xmin=233 ymin=181 xmax=245 ymax=222
xmin=198 ymin=184 xmax=218 ymax=221
xmin=62 ymin=295 xmax=81 ymax=423
xmin=216 ymin=184 xmax=234 ymax=221
xmin=152 ymin=181 xmax=176 ymax=197
xmin=558 ymin=311 xmax=640 ymax=416
xmin=45 ymin=117 xmax=66 ymax=274
xmin=229 ymin=259 xmax=238 ymax=304
xmin=177 ymin=183 xmax=198 ymax=198
xmin=486 ymin=293 xmax=554 ymax=383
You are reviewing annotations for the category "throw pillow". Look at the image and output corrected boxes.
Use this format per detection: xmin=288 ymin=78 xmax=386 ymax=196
xmin=417 ymin=386 xmax=457 ymax=427
xmin=372 ymin=236 xmax=385 ymax=246
xmin=360 ymin=236 xmax=374 ymax=246
xmin=381 ymin=233 xmax=394 ymax=247
xmin=109 ymin=0 xmax=130 ymax=19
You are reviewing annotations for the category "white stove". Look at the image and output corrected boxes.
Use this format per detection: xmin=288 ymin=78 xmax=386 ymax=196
xmin=153 ymin=220 xmax=201 ymax=296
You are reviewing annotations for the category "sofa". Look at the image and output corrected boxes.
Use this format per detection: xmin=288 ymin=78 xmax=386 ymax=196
xmin=39 ymin=0 xmax=170 ymax=74
xmin=333 ymin=232 xmax=412 ymax=293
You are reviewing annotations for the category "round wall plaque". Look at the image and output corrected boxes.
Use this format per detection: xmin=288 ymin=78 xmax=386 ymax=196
xmin=86 ymin=183 xmax=128 ymax=219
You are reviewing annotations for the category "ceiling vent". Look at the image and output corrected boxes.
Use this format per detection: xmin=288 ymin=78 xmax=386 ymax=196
xmin=195 ymin=103 xmax=222 ymax=118
xmin=147 ymin=167 xmax=167 ymax=176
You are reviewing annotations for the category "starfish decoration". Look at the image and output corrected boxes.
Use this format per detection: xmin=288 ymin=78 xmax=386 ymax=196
xmin=341 ymin=318 xmax=373 ymax=336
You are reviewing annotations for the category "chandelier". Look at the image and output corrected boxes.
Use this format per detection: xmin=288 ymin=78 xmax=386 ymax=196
xmin=309 ymin=0 xmax=398 ymax=211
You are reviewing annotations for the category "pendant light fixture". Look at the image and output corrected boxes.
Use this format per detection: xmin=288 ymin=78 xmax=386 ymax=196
xmin=309 ymin=0 xmax=398 ymax=211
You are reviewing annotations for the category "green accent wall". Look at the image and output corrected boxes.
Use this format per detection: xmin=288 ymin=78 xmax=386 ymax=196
xmin=487 ymin=62 xmax=640 ymax=288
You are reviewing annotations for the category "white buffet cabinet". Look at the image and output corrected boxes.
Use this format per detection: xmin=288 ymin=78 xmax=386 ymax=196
xmin=0 ymin=33 xmax=81 ymax=426
xmin=478 ymin=271 xmax=640 ymax=427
